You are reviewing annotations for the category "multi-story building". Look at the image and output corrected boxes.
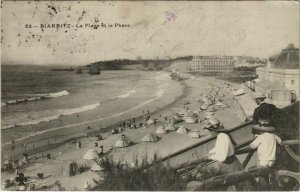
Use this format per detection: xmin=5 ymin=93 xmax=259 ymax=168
xmin=187 ymin=56 xmax=234 ymax=72
xmin=245 ymin=44 xmax=299 ymax=107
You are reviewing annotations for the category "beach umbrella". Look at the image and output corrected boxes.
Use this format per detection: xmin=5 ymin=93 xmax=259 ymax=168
xmin=165 ymin=123 xmax=176 ymax=131
xmin=189 ymin=130 xmax=200 ymax=138
xmin=141 ymin=133 xmax=159 ymax=142
xmin=176 ymin=126 xmax=189 ymax=134
xmin=156 ymin=126 xmax=167 ymax=134
xmin=83 ymin=149 xmax=99 ymax=160
xmin=147 ymin=118 xmax=155 ymax=125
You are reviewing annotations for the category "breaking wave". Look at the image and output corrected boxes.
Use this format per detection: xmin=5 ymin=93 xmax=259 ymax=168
xmin=2 ymin=90 xmax=70 ymax=107
xmin=1 ymin=102 xmax=100 ymax=129
xmin=114 ymin=90 xmax=136 ymax=99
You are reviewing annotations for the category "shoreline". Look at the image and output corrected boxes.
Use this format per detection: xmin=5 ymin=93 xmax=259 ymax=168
xmin=1 ymin=73 xmax=252 ymax=190
xmin=1 ymin=79 xmax=189 ymax=161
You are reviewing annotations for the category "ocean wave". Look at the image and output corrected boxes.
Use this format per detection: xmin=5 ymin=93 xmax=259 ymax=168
xmin=2 ymin=90 xmax=70 ymax=107
xmin=1 ymin=102 xmax=100 ymax=129
xmin=114 ymin=90 xmax=136 ymax=99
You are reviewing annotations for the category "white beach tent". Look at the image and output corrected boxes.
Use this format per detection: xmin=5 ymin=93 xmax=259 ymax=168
xmin=91 ymin=162 xmax=105 ymax=172
xmin=215 ymin=101 xmax=223 ymax=106
xmin=184 ymin=117 xmax=196 ymax=124
xmin=83 ymin=149 xmax=99 ymax=160
xmin=176 ymin=126 xmax=189 ymax=134
xmin=165 ymin=123 xmax=176 ymax=131
xmin=156 ymin=126 xmax=167 ymax=134
xmin=200 ymin=105 xmax=208 ymax=110
xmin=147 ymin=118 xmax=155 ymax=125
xmin=189 ymin=130 xmax=201 ymax=138
xmin=141 ymin=133 xmax=159 ymax=142
xmin=114 ymin=135 xmax=133 ymax=148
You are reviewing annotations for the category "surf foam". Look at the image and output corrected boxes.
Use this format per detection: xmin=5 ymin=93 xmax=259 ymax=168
xmin=1 ymin=102 xmax=100 ymax=129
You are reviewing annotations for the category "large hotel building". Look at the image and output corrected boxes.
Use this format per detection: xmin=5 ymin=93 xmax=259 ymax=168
xmin=188 ymin=56 xmax=234 ymax=72
xmin=169 ymin=56 xmax=234 ymax=72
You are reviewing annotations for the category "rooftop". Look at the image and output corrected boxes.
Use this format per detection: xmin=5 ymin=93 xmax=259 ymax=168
xmin=271 ymin=44 xmax=299 ymax=69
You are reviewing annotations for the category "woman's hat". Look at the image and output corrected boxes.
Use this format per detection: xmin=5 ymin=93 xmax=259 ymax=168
xmin=253 ymin=119 xmax=276 ymax=132
xmin=204 ymin=123 xmax=227 ymax=132
xmin=254 ymin=92 xmax=266 ymax=99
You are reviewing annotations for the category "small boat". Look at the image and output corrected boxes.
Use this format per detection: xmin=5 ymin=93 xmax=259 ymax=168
xmin=88 ymin=66 xmax=101 ymax=75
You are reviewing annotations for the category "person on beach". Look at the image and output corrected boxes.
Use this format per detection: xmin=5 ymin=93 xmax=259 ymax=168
xmin=11 ymin=140 xmax=15 ymax=150
xmin=98 ymin=146 xmax=104 ymax=156
xmin=77 ymin=141 xmax=81 ymax=149
xmin=253 ymin=93 xmax=279 ymax=126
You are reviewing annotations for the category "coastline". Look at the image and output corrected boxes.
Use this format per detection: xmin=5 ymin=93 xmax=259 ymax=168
xmin=1 ymin=76 xmax=188 ymax=161
xmin=1 ymin=73 xmax=253 ymax=190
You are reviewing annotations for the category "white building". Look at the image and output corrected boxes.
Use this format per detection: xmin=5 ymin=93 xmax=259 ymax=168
xmin=247 ymin=44 xmax=299 ymax=107
xmin=188 ymin=56 xmax=234 ymax=72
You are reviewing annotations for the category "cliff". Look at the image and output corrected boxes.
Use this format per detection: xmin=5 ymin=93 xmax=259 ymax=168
xmin=84 ymin=56 xmax=193 ymax=71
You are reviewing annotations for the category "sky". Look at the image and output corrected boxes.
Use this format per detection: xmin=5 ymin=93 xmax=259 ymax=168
xmin=1 ymin=1 xmax=299 ymax=65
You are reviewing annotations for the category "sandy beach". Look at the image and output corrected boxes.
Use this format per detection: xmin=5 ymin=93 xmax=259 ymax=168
xmin=1 ymin=73 xmax=251 ymax=190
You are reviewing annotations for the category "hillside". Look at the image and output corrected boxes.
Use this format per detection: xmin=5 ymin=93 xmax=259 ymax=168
xmin=84 ymin=56 xmax=193 ymax=71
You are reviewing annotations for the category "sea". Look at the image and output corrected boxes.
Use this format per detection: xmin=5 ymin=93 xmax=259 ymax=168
xmin=1 ymin=65 xmax=178 ymax=145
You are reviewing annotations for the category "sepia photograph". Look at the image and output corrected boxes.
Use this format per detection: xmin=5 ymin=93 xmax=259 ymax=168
xmin=1 ymin=0 xmax=299 ymax=191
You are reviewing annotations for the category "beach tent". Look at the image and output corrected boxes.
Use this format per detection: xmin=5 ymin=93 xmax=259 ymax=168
xmin=176 ymin=126 xmax=189 ymax=134
xmin=62 ymin=161 xmax=80 ymax=177
xmin=208 ymin=118 xmax=220 ymax=125
xmin=83 ymin=149 xmax=99 ymax=160
xmin=189 ymin=130 xmax=201 ymax=138
xmin=115 ymin=137 xmax=132 ymax=148
xmin=147 ymin=118 xmax=155 ymax=125
xmin=165 ymin=123 xmax=176 ymax=131
xmin=91 ymin=162 xmax=105 ymax=172
xmin=115 ymin=135 xmax=133 ymax=148
xmin=215 ymin=101 xmax=223 ymax=106
xmin=184 ymin=117 xmax=196 ymax=124
xmin=156 ymin=126 xmax=167 ymax=134
xmin=141 ymin=133 xmax=159 ymax=142
xmin=200 ymin=105 xmax=208 ymax=110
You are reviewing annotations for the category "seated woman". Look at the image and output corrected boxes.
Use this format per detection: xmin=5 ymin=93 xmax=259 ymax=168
xmin=199 ymin=123 xmax=252 ymax=190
